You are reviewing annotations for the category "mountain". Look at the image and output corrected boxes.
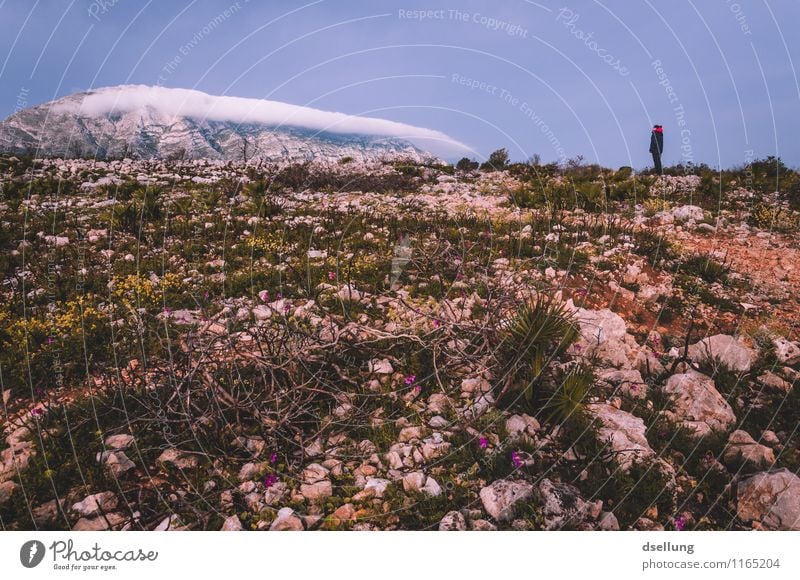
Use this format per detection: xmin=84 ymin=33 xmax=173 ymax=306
xmin=0 ymin=85 xmax=465 ymax=164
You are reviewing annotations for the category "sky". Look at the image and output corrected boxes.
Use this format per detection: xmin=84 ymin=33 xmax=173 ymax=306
xmin=1 ymin=0 xmax=799 ymax=168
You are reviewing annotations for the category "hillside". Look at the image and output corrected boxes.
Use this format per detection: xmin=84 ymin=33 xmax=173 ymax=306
xmin=0 ymin=155 xmax=799 ymax=531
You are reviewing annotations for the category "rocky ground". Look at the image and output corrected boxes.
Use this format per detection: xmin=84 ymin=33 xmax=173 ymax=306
xmin=0 ymin=155 xmax=798 ymax=531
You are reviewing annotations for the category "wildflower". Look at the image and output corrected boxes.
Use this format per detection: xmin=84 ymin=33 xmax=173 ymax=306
xmin=328 ymin=271 xmax=336 ymax=281
xmin=414 ymin=384 xmax=422 ymax=394
xmin=163 ymin=306 xmax=172 ymax=315
xmin=511 ymin=451 xmax=523 ymax=468
xmin=258 ymin=290 xmax=269 ymax=302
xmin=433 ymin=319 xmax=441 ymax=328
xmin=404 ymin=375 xmax=416 ymax=385
xmin=264 ymin=473 xmax=278 ymax=488
xmin=456 ymin=272 xmax=463 ymax=280
xmin=30 ymin=408 xmax=44 ymax=418
xmin=269 ymin=452 xmax=278 ymax=465
xmin=479 ymin=437 xmax=488 ymax=449
xmin=674 ymin=515 xmax=687 ymax=531
xmin=204 ymin=290 xmax=209 ymax=299
xmin=630 ymin=383 xmax=639 ymax=393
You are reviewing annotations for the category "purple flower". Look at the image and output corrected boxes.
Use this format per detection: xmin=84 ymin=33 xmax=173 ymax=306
xmin=630 ymin=383 xmax=639 ymax=393
xmin=163 ymin=307 xmax=172 ymax=315
xmin=511 ymin=451 xmax=523 ymax=468
xmin=204 ymin=291 xmax=209 ymax=299
xmin=30 ymin=408 xmax=44 ymax=418
xmin=404 ymin=375 xmax=416 ymax=385
xmin=479 ymin=437 xmax=488 ymax=449
xmin=46 ymin=336 xmax=55 ymax=344
xmin=433 ymin=319 xmax=441 ymax=328
xmin=269 ymin=452 xmax=278 ymax=465
xmin=264 ymin=473 xmax=278 ymax=488
xmin=674 ymin=515 xmax=687 ymax=531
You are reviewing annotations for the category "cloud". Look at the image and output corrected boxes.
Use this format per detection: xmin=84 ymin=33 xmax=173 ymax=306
xmin=53 ymin=85 xmax=469 ymax=156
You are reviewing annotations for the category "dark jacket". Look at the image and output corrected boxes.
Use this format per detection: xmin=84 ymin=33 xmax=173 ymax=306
xmin=650 ymin=127 xmax=664 ymax=155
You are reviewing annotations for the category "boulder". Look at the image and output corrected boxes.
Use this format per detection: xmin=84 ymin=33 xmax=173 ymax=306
xmin=723 ymin=430 xmax=775 ymax=470
xmin=479 ymin=479 xmax=534 ymax=522
xmin=438 ymin=510 xmax=467 ymax=531
xmin=221 ymin=515 xmax=244 ymax=531
xmin=269 ymin=507 xmax=304 ymax=531
xmin=534 ymin=479 xmax=603 ymax=530
xmin=662 ymin=370 xmax=736 ymax=437
xmin=587 ymin=404 xmax=654 ymax=470
xmin=687 ymin=334 xmax=755 ymax=373
xmin=300 ymin=480 xmax=332 ymax=502
xmin=773 ymin=337 xmax=800 ymax=366
xmin=71 ymin=491 xmax=118 ymax=517
xmin=737 ymin=469 xmax=800 ymax=530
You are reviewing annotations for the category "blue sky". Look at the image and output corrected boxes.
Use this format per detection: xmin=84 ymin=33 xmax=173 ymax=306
xmin=1 ymin=0 xmax=798 ymax=168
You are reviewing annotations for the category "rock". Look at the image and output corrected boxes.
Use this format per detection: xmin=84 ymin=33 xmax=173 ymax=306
xmin=420 ymin=433 xmax=452 ymax=462
xmin=439 ymin=511 xmax=467 ymax=531
xmin=428 ymin=415 xmax=449 ymax=429
xmin=300 ymin=480 xmax=333 ymax=502
xmin=364 ymin=477 xmax=391 ymax=498
xmin=687 ymin=334 xmax=755 ymax=373
xmin=662 ymin=370 xmax=736 ymax=437
xmin=479 ymin=479 xmax=534 ymax=522
xmin=597 ymin=511 xmax=620 ymax=531
xmin=569 ymin=306 xmax=648 ymax=369
xmin=587 ymin=404 xmax=654 ymax=470
xmin=263 ymin=482 xmax=288 ymax=506
xmin=331 ymin=503 xmax=356 ymax=525
xmin=398 ymin=426 xmax=424 ymax=443
xmin=535 ymin=479 xmax=602 ymax=530
xmin=301 ymin=463 xmax=329 ymax=484
xmin=104 ymin=434 xmax=135 ymax=450
xmin=157 ymin=448 xmax=199 ymax=470
xmin=460 ymin=376 xmax=491 ymax=395
xmin=427 ymin=394 xmax=451 ymax=414
xmin=505 ymin=414 xmax=540 ymax=439
xmin=72 ymin=491 xmax=118 ymax=517
xmin=421 ymin=476 xmax=442 ymax=497
xmin=101 ymin=450 xmax=136 ymax=477
xmin=238 ymin=462 xmax=266 ymax=481
xmin=761 ymin=430 xmax=780 ymax=446
xmin=671 ymin=205 xmax=704 ymax=222
xmin=470 ymin=519 xmax=497 ymax=531
xmin=221 ymin=515 xmax=244 ymax=531
xmin=634 ymin=517 xmax=664 ymax=531
xmin=270 ymin=507 xmax=304 ymax=531
xmin=31 ymin=499 xmax=65 ymax=527
xmin=737 ymin=469 xmax=800 ymax=530
xmin=402 ymin=472 xmax=426 ymax=493
xmin=0 ymin=480 xmax=18 ymax=507
xmin=757 ymin=371 xmax=793 ymax=394
xmin=368 ymin=358 xmax=393 ymax=374
xmin=773 ymin=337 xmax=800 ymax=366
xmin=723 ymin=430 xmax=775 ymax=470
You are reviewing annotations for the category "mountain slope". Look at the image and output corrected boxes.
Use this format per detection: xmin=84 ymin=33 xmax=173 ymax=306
xmin=0 ymin=85 xmax=463 ymax=164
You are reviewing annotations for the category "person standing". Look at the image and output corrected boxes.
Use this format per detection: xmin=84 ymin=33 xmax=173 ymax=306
xmin=650 ymin=124 xmax=664 ymax=174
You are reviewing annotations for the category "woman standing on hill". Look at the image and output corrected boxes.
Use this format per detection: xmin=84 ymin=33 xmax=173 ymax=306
xmin=650 ymin=124 xmax=664 ymax=174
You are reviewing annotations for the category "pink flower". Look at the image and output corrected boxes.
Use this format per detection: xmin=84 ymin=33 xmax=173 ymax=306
xmin=630 ymin=383 xmax=639 ymax=393
xmin=163 ymin=307 xmax=172 ymax=315
xmin=258 ymin=290 xmax=269 ymax=302
xmin=511 ymin=451 xmax=523 ymax=468
xmin=30 ymin=408 xmax=44 ymax=418
xmin=203 ymin=291 xmax=209 ymax=299
xmin=479 ymin=437 xmax=488 ymax=449
xmin=414 ymin=385 xmax=422 ymax=394
xmin=674 ymin=515 xmax=687 ymax=531
xmin=269 ymin=452 xmax=278 ymax=465
xmin=404 ymin=375 xmax=416 ymax=385
xmin=433 ymin=319 xmax=441 ymax=328
xmin=327 ymin=271 xmax=336 ymax=281
xmin=264 ymin=473 xmax=278 ymax=488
